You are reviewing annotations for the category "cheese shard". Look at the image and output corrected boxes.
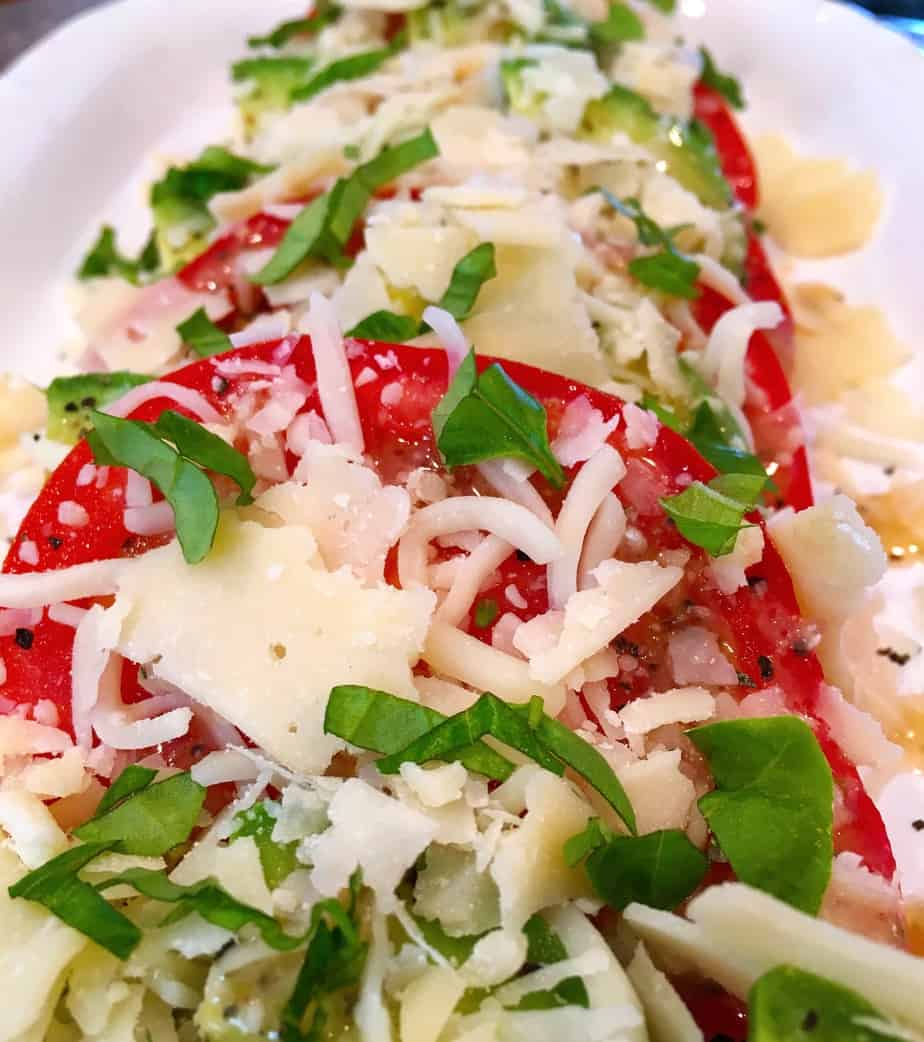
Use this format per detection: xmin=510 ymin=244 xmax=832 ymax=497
xmin=113 ymin=517 xmax=435 ymax=774
xmin=0 ymin=848 xmax=87 ymax=1042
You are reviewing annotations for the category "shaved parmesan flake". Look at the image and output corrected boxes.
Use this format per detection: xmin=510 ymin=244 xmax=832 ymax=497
xmin=0 ymin=717 xmax=71 ymax=761
xmin=617 ymin=749 xmax=696 ymax=835
xmin=400 ymin=965 xmax=466 ymax=1042
xmin=626 ymin=942 xmax=704 ymax=1042
xmin=668 ymin=626 xmax=738 ymax=687
xmin=303 ymin=291 xmax=364 ymax=452
xmin=0 ymin=790 xmax=68 ymax=869
xmin=306 ymin=779 xmax=437 ymax=902
xmin=551 ymin=396 xmax=619 ymax=469
xmin=519 ymin=560 xmax=682 ymax=684
xmin=172 ymin=835 xmax=273 ymax=916
xmin=623 ymin=403 xmax=659 ymax=450
xmin=815 ymin=684 xmax=901 ymax=770
xmin=72 ymin=600 xmax=131 ymax=750
xmin=701 ymin=302 xmax=783 ymax=409
xmin=518 ymin=46 xmax=609 ymax=134
xmin=462 ymin=928 xmax=528 ymax=988
xmin=366 ymin=223 xmax=475 ymax=303
xmin=619 ymin=688 xmax=715 ymax=736
xmin=709 ymin=524 xmax=764 ymax=595
xmin=113 ymin=517 xmax=435 ymax=774
xmin=610 ymin=41 xmax=699 ymax=119
xmin=18 ymin=747 xmax=89 ymax=800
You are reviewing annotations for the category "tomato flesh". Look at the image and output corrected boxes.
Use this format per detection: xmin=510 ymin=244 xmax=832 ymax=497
xmin=694 ymin=83 xmax=758 ymax=210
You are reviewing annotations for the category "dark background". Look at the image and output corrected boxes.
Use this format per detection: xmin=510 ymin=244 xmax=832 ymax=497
xmin=0 ymin=0 xmax=922 ymax=71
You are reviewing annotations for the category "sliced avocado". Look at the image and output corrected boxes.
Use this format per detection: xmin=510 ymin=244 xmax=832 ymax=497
xmin=581 ymin=84 xmax=732 ymax=210
xmin=500 ymin=57 xmax=546 ymax=120
xmin=231 ymin=56 xmax=315 ymax=134
xmin=46 ymin=372 xmax=152 ymax=445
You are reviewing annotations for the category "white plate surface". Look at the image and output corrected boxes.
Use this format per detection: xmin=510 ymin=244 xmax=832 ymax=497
xmin=2 ymin=0 xmax=924 ymax=889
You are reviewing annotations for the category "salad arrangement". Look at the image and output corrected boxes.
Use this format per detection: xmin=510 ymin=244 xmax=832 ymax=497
xmin=0 ymin=1 xmax=920 ymax=1041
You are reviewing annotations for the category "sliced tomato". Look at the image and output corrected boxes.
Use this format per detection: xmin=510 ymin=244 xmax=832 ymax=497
xmin=694 ymin=82 xmax=758 ymax=210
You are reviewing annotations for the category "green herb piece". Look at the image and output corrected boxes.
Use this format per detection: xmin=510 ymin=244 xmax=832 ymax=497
xmin=346 ymin=311 xmax=422 ymax=341
xmin=248 ymin=4 xmax=342 ymax=48
xmin=280 ymin=884 xmax=367 ymax=1041
xmin=93 ymin=765 xmax=158 ymax=818
xmin=367 ymin=690 xmax=636 ymax=833
xmin=176 ymin=308 xmax=233 ymax=358
xmin=232 ymin=56 xmax=316 ymax=124
xmin=433 ymin=243 xmax=497 ymax=321
xmin=473 ymin=598 xmax=499 ymax=629
xmin=748 ymin=966 xmax=908 ymax=1042
xmin=563 ymin=817 xmax=613 ymax=867
xmin=647 ymin=0 xmax=675 ymax=12
xmin=699 ymin=46 xmax=744 ymax=110
xmin=97 ymin=869 xmax=309 ymax=951
xmin=685 ymin=401 xmax=769 ymax=479
xmin=688 ymin=717 xmax=834 ymax=914
xmin=74 ymin=771 xmax=205 ymax=856
xmin=324 ymin=685 xmax=515 ymax=781
xmin=87 ymin=410 xmax=256 ymax=563
xmin=151 ymin=146 xmax=273 ymax=269
xmin=78 ymin=225 xmax=160 ymax=285
xmin=589 ymin=3 xmax=645 ymax=46
xmin=414 ymin=913 xmax=484 ymax=967
xmin=230 ymin=802 xmax=298 ymax=891
xmin=432 ymin=350 xmax=565 ymax=489
xmin=252 ymin=128 xmax=439 ymax=284
xmin=290 ymin=48 xmax=393 ymax=104
xmin=500 ymin=58 xmax=542 ymax=117
xmin=660 ymin=478 xmax=757 ymax=557
xmin=518 ymin=914 xmax=589 ymax=1010
xmin=640 ymin=393 xmax=684 ymax=434
xmin=46 ymin=371 xmax=151 ymax=444
xmin=599 ymin=190 xmax=700 ymax=299
xmin=583 ymin=829 xmax=707 ymax=911
xmin=8 ymin=842 xmax=140 ymax=960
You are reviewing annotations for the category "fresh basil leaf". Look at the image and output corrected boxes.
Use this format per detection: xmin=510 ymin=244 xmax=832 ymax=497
xmin=280 ymin=893 xmax=367 ymax=1042
xmin=230 ymin=802 xmax=298 ymax=891
xmin=513 ymin=981 xmax=589 ymax=1011
xmin=74 ymin=771 xmax=206 ymax=856
xmin=324 ymin=685 xmax=515 ymax=781
xmin=46 ymin=371 xmax=151 ymax=444
xmin=78 ymin=225 xmax=160 ymax=285
xmin=93 ymin=765 xmax=158 ymax=818
xmin=252 ymin=128 xmax=439 ymax=283
xmin=688 ymin=717 xmax=834 ymax=914
xmin=659 ymin=479 xmax=754 ymax=556
xmin=589 ymin=3 xmax=644 ymax=46
xmin=176 ymin=307 xmax=233 ymax=358
xmin=710 ymin=471 xmax=768 ymax=508
xmin=433 ymin=350 xmax=565 ymax=489
xmin=699 ymin=46 xmax=744 ymax=110
xmin=646 ymin=0 xmax=675 ymax=11
xmin=563 ymin=817 xmax=613 ymax=867
xmin=583 ymin=829 xmax=707 ymax=911
xmin=152 ymin=410 xmax=256 ymax=506
xmin=414 ymin=913 xmax=484 ymax=967
xmin=232 ymin=56 xmax=316 ymax=120
xmin=640 ymin=394 xmax=684 ymax=435
xmin=520 ymin=914 xmax=589 ymax=1009
xmin=346 ymin=311 xmax=422 ymax=341
xmin=98 ymin=868 xmax=309 ymax=951
xmin=473 ymin=597 xmax=499 ymax=629
xmin=290 ymin=48 xmax=393 ymax=103
xmin=524 ymin=711 xmax=636 ymax=833
xmin=374 ymin=691 xmax=564 ymax=777
xmin=748 ymin=966 xmax=907 ymax=1042
xmin=88 ymin=410 xmax=255 ymax=562
xmin=433 ymin=243 xmax=497 ymax=322
xmin=248 ymin=5 xmax=342 ymax=48
xmin=686 ymin=401 xmax=768 ymax=479
xmin=8 ymin=841 xmax=141 ymax=959
xmin=629 ymin=251 xmax=701 ymax=299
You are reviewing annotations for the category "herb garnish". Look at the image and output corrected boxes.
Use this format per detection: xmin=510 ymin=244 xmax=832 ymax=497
xmin=230 ymin=801 xmax=299 ymax=890
xmin=247 ymin=4 xmax=342 ymax=49
xmin=589 ymin=2 xmax=645 ymax=46
xmin=699 ymin=46 xmax=745 ymax=110
xmin=77 ymin=225 xmax=160 ymax=285
xmin=46 ymin=371 xmax=151 ymax=444
xmin=176 ymin=307 xmax=234 ymax=358
xmin=660 ymin=472 xmax=766 ymax=557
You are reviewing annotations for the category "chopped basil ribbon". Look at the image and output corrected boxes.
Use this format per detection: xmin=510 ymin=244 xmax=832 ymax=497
xmin=74 ymin=770 xmax=206 ymax=856
xmin=78 ymin=225 xmax=160 ymax=285
xmin=87 ymin=410 xmax=256 ymax=564
xmin=324 ymin=685 xmax=516 ymax=781
xmin=176 ymin=307 xmax=234 ymax=358
xmin=598 ymin=189 xmax=700 ymax=299
xmin=699 ymin=46 xmax=745 ymax=110
xmin=290 ymin=47 xmax=395 ymax=104
xmin=589 ymin=2 xmax=645 ymax=46
xmin=8 ymin=841 xmax=141 ymax=959
xmin=46 ymin=371 xmax=151 ymax=444
xmin=151 ymin=146 xmax=273 ymax=268
xmin=252 ymin=127 xmax=439 ymax=284
xmin=749 ymin=966 xmax=907 ymax=1042
xmin=687 ymin=717 xmax=834 ymax=914
xmin=93 ymin=764 xmax=158 ymax=817
xmin=347 ymin=242 xmax=497 ymax=341
xmin=518 ymin=915 xmax=589 ymax=1011
xmin=247 ymin=4 xmax=342 ymax=48
xmin=330 ymin=688 xmax=636 ymax=833
xmin=231 ymin=56 xmax=316 ymax=117
xmin=647 ymin=0 xmax=675 ymax=11
xmin=280 ymin=875 xmax=367 ymax=1041
xmin=432 ymin=349 xmax=565 ymax=489
xmin=566 ymin=820 xmax=707 ymax=911
xmin=230 ymin=802 xmax=298 ymax=890
xmin=96 ymin=868 xmax=311 ymax=951
xmin=685 ymin=400 xmax=770 ymax=479
xmin=660 ymin=469 xmax=767 ymax=557
xmin=473 ymin=597 xmax=499 ymax=628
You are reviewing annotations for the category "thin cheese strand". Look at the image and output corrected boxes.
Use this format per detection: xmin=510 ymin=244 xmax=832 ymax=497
xmin=436 ymin=534 xmax=514 ymax=628
xmin=304 ymin=291 xmax=364 ymax=453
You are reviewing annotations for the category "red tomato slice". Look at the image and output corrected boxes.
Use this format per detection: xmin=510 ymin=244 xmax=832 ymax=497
xmin=694 ymin=82 xmax=758 ymax=209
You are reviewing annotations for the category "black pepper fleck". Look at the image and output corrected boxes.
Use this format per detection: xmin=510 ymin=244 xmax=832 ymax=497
xmin=913 ymin=820 xmax=924 ymax=832
xmin=212 ymin=376 xmax=230 ymax=397
xmin=614 ymin=635 xmax=641 ymax=658
xmin=801 ymin=1009 xmax=819 ymax=1032
xmin=515 ymin=549 xmax=532 ymax=562
xmin=747 ymin=575 xmax=766 ymax=588
xmin=47 ymin=536 xmax=62 ymax=549
xmin=757 ymin=655 xmax=774 ymax=679
xmin=14 ymin=628 xmax=34 ymax=650
xmin=80 ymin=396 xmax=97 ymax=408
xmin=877 ymin=646 xmax=911 ymax=667
xmin=884 ymin=465 xmax=896 ymax=477
xmin=64 ymin=401 xmax=78 ymax=413
xmin=32 ymin=433 xmax=40 ymax=442
xmin=736 ymin=671 xmax=756 ymax=689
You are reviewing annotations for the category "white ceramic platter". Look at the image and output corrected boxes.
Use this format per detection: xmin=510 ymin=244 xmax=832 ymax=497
xmin=2 ymin=0 xmax=924 ymax=889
